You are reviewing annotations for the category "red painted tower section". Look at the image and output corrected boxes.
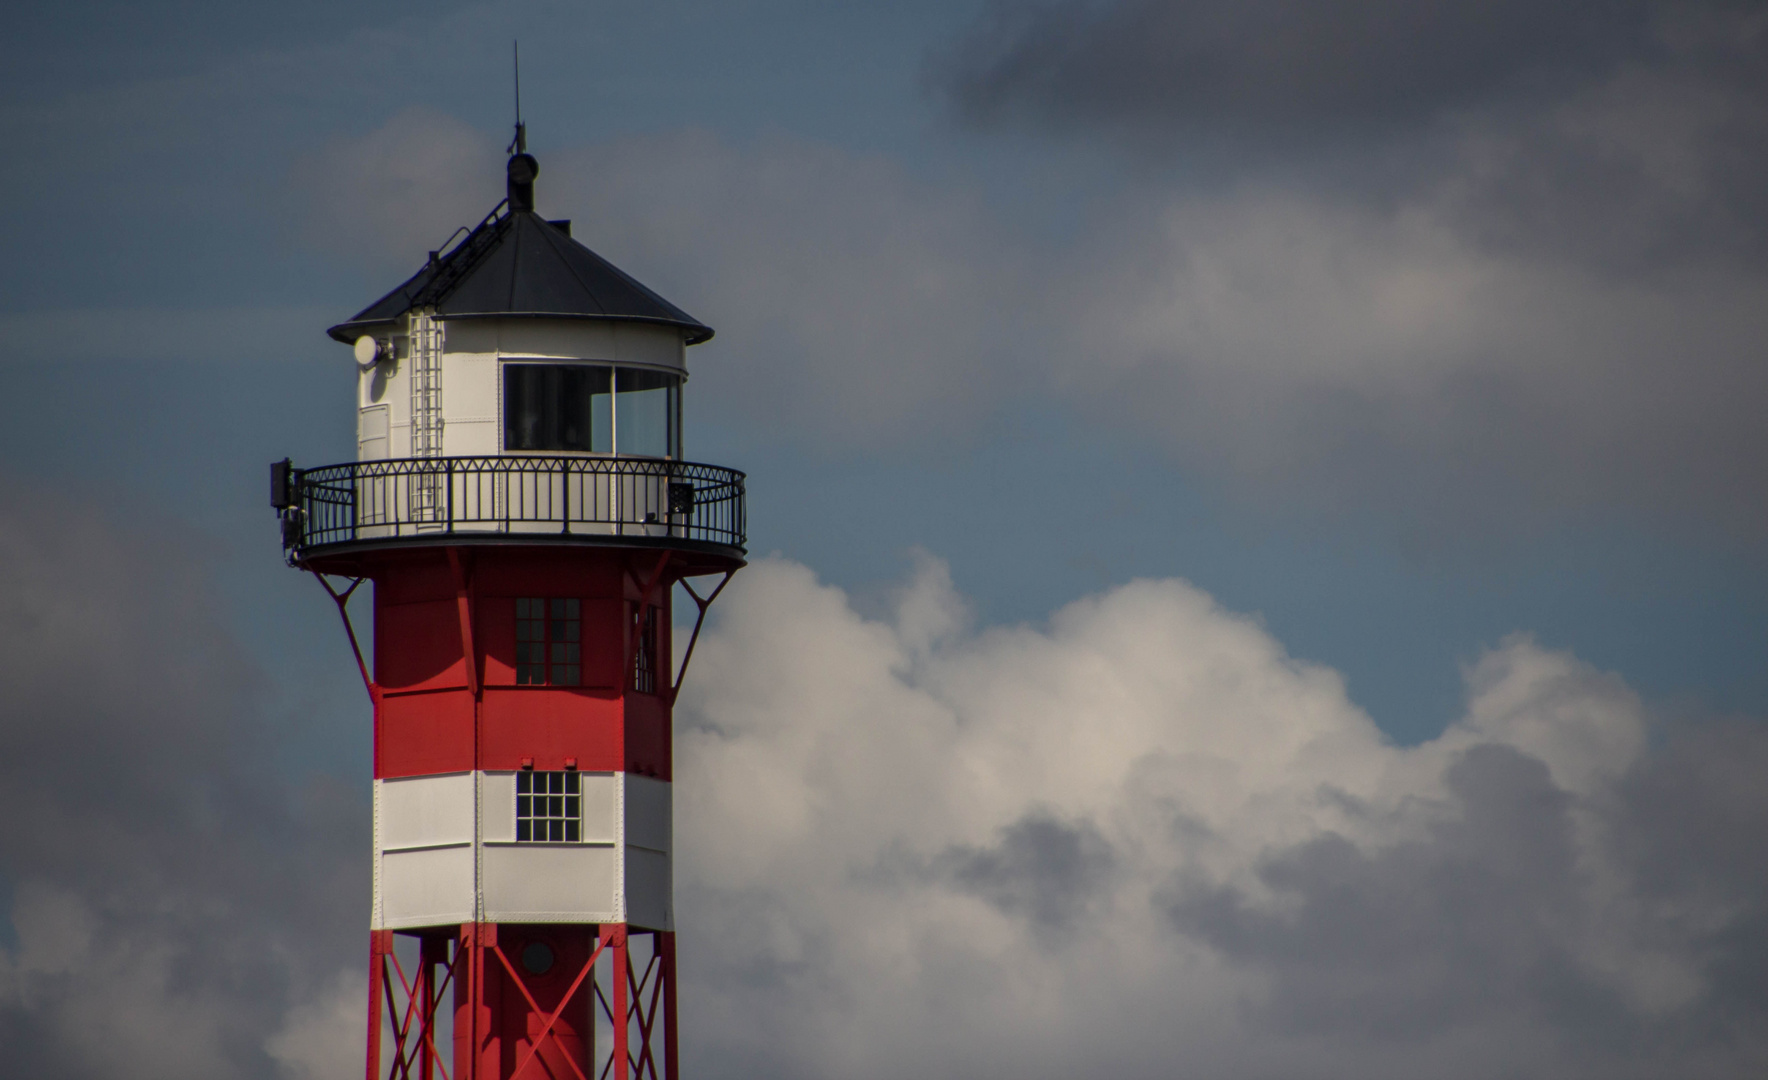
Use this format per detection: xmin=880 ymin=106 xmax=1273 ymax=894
xmin=274 ymin=137 xmax=743 ymax=1080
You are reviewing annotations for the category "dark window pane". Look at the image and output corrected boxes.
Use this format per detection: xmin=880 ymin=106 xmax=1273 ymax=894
xmin=615 ymin=367 xmax=679 ymax=457
xmin=565 ymin=796 xmax=580 ymax=817
xmin=565 ymin=773 xmax=579 ymax=794
xmin=549 ymin=820 xmax=564 ymax=842
xmin=517 ymin=773 xmax=531 ymax=793
xmin=564 ymin=599 xmax=579 ymax=617
xmin=550 ymin=795 xmax=563 ymax=816
xmin=566 ymin=821 xmax=580 ymax=842
xmin=504 ymin=365 xmax=610 ymax=452
xmin=556 ymin=665 xmax=579 ymax=686
xmin=517 ymin=796 xmax=531 ymax=817
xmin=517 ymin=820 xmax=531 ymax=841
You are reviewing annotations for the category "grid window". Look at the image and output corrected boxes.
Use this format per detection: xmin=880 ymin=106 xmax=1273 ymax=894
xmin=633 ymin=604 xmax=659 ymax=695
xmin=516 ymin=598 xmax=580 ymax=685
xmin=516 ymin=770 xmax=581 ymax=842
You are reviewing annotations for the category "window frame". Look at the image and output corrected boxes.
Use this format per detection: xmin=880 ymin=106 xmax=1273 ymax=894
xmin=498 ymin=358 xmax=682 ymax=459
xmin=516 ymin=597 xmax=581 ymax=686
xmin=515 ymin=769 xmax=582 ymax=843
xmin=632 ymin=602 xmax=661 ymax=695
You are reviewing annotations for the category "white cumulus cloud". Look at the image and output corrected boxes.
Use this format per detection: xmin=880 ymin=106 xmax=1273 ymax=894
xmin=673 ymin=556 xmax=1767 ymax=1078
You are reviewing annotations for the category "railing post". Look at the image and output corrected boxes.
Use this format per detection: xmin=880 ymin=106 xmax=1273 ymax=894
xmin=445 ymin=459 xmax=454 ymax=533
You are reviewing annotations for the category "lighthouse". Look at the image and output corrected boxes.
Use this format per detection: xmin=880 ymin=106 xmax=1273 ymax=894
xmin=272 ymin=132 xmax=744 ymax=1080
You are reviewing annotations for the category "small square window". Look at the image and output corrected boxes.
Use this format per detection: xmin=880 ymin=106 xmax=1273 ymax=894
xmin=515 ymin=770 xmax=581 ymax=843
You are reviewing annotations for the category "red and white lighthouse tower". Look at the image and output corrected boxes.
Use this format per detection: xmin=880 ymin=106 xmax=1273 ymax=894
xmin=273 ymin=134 xmax=743 ymax=1080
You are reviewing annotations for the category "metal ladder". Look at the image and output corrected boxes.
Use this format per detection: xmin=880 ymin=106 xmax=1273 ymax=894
xmin=408 ymin=311 xmax=445 ymax=522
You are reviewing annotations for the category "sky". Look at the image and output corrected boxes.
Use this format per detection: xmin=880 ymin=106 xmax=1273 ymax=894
xmin=0 ymin=1 xmax=1765 ymax=1077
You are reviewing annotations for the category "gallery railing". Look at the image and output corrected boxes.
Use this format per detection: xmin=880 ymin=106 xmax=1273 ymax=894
xmin=274 ymin=455 xmax=746 ymax=559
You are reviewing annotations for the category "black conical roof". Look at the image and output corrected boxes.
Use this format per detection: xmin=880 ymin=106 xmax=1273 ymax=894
xmin=327 ymin=179 xmax=713 ymax=345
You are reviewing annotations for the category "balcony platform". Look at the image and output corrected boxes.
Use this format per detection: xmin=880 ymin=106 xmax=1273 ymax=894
xmin=278 ymin=455 xmax=746 ymax=574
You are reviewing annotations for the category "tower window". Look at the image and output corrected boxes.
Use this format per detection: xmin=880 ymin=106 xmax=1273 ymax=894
xmin=516 ymin=598 xmax=580 ymax=685
xmin=633 ymin=604 xmax=659 ymax=695
xmin=516 ymin=771 xmax=580 ymax=842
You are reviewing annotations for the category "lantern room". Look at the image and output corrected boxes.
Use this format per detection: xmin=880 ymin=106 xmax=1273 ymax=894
xmin=332 ymin=152 xmax=712 ymax=467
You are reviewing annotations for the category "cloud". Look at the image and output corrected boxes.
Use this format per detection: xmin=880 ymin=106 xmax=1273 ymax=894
xmin=265 ymin=970 xmax=366 ymax=1080
xmin=1 ymin=487 xmax=1760 ymax=1077
xmin=0 ymin=481 xmax=366 ymax=1079
xmin=932 ymin=0 xmax=1768 ymax=536
xmin=942 ymin=2 xmax=1762 ymax=151
xmin=672 ymin=555 xmax=1768 ymax=1077
xmin=288 ymin=106 xmax=505 ymax=281
xmin=1057 ymin=187 xmax=1768 ymax=535
xmin=295 ymin=108 xmax=1768 ymax=538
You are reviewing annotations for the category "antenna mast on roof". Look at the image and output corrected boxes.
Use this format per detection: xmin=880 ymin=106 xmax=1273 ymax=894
xmin=510 ymin=40 xmax=526 ymax=154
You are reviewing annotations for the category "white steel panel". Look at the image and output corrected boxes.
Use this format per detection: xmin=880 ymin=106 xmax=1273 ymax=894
xmin=442 ymin=318 xmax=688 ymax=370
xmin=380 ymin=845 xmax=474 ymax=929
xmin=482 ymin=844 xmax=619 ymax=922
xmin=441 ymin=418 xmax=497 ymax=456
xmin=481 ymin=772 xmax=516 ymax=843
xmin=444 ymin=353 xmax=498 ymax=410
xmin=612 ymin=323 xmax=686 ymax=368
xmin=582 ymin=772 xmax=617 ymax=843
xmin=624 ymin=775 xmax=670 ymax=853
xmin=624 ymin=848 xmax=672 ymax=931
xmin=378 ymin=773 xmax=474 ymax=851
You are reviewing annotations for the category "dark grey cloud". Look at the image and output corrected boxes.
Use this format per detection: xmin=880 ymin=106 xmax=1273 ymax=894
xmin=0 ymin=481 xmax=366 ymax=1079
xmin=1163 ymin=739 xmax=1768 ymax=1071
xmin=944 ymin=1 xmax=1768 ymax=268
xmin=945 ymin=1 xmax=1749 ymax=142
xmin=1166 ymin=747 xmax=1600 ymax=1036
xmin=940 ymin=813 xmax=1115 ymax=929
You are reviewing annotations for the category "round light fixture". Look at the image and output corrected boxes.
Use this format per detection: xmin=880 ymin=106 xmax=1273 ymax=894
xmin=521 ymin=941 xmax=555 ymax=976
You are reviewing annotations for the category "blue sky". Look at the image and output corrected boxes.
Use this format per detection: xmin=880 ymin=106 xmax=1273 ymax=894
xmin=2 ymin=3 xmax=1766 ymax=1077
xmin=3 ymin=0 xmax=1762 ymax=744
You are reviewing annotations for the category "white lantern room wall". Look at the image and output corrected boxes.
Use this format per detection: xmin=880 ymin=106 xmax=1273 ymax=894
xmin=357 ymin=316 xmax=688 ymax=462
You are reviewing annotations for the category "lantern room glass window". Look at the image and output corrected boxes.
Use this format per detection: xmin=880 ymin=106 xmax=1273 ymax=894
xmin=503 ymin=364 xmax=610 ymax=452
xmin=502 ymin=362 xmax=679 ymax=457
xmin=516 ymin=770 xmax=581 ymax=842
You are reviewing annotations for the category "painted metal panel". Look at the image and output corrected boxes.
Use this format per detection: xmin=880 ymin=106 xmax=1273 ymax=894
xmin=379 ymin=845 xmax=475 ymax=929
xmin=582 ymin=771 xmax=618 ymax=843
xmin=624 ymin=775 xmax=671 ymax=854
xmin=378 ymin=773 xmax=475 ymax=851
xmin=481 ymin=844 xmax=619 ymax=923
xmin=376 ymin=690 xmax=475 ymax=778
xmin=441 ymin=419 xmax=497 ymax=456
xmin=624 ymin=847 xmax=672 ymax=931
xmin=481 ymin=771 xmax=517 ymax=843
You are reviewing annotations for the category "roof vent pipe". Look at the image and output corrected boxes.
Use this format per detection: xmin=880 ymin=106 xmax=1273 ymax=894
xmin=507 ymin=152 xmax=538 ymax=213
